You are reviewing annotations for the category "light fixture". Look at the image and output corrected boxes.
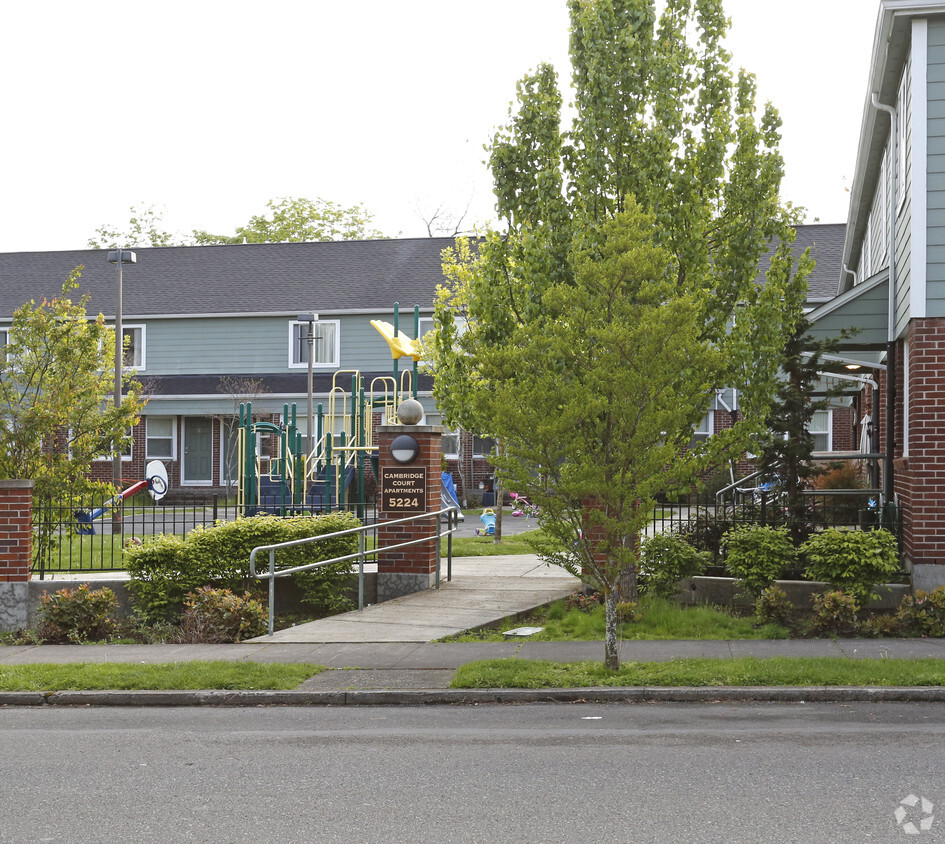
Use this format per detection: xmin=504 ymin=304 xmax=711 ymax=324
xmin=845 ymin=363 xmax=863 ymax=371
xmin=390 ymin=434 xmax=420 ymax=464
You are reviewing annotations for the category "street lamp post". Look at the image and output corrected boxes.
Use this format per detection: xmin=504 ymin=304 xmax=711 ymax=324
xmin=108 ymin=250 xmax=136 ymax=492
xmin=298 ymin=313 xmax=317 ymax=456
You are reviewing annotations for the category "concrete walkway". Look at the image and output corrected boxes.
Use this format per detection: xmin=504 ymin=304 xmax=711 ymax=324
xmin=247 ymin=554 xmax=581 ymax=643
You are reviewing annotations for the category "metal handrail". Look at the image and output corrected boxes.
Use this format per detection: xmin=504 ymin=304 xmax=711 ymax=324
xmin=249 ymin=506 xmax=460 ymax=636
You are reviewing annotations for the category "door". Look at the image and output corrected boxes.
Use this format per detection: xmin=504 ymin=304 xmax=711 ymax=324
xmin=182 ymin=416 xmax=213 ymax=485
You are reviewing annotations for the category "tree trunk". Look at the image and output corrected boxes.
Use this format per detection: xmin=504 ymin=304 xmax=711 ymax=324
xmin=603 ymin=589 xmax=620 ymax=671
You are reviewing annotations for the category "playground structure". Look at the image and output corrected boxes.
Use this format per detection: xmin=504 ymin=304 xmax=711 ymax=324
xmin=237 ymin=304 xmax=434 ymax=518
xmin=75 ymin=460 xmax=169 ymax=535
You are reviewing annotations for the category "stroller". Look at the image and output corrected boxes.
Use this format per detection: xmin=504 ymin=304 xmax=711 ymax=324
xmin=476 ymin=508 xmax=497 ymax=536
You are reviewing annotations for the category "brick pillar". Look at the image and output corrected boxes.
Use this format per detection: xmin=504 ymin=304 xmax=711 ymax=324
xmin=898 ymin=319 xmax=945 ymax=591
xmin=0 ymin=480 xmax=33 ymax=634
xmin=0 ymin=480 xmax=33 ymax=583
xmin=375 ymin=424 xmax=444 ymax=602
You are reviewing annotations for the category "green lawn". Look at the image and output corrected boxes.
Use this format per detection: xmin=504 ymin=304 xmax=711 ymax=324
xmin=443 ymin=596 xmax=789 ymax=642
xmin=0 ymin=661 xmax=323 ymax=691
xmin=451 ymin=656 xmax=945 ymax=689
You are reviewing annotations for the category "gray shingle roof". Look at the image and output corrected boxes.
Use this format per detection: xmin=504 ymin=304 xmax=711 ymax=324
xmin=754 ymin=222 xmax=847 ymax=302
xmin=0 ymin=238 xmax=456 ymax=318
xmin=0 ymin=225 xmax=846 ymax=320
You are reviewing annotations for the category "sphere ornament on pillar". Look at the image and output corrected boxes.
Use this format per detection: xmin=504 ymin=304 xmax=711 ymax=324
xmin=397 ymin=399 xmax=424 ymax=426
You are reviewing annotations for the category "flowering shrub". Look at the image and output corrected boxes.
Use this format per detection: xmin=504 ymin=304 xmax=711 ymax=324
xmin=896 ymin=587 xmax=945 ymax=638
xmin=178 ymin=587 xmax=267 ymax=643
xmin=38 ymin=585 xmax=119 ymax=643
xmin=809 ymin=590 xmax=860 ymax=637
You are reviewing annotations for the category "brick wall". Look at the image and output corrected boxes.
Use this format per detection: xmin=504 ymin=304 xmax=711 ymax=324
xmin=897 ymin=320 xmax=945 ymax=567
xmin=0 ymin=481 xmax=33 ymax=582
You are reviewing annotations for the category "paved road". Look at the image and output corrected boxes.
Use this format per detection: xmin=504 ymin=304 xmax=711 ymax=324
xmin=1 ymin=702 xmax=942 ymax=843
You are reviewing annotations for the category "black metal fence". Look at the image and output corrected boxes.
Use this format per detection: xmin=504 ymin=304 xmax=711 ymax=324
xmin=31 ymin=493 xmax=378 ymax=578
xmin=651 ymin=490 xmax=904 ymax=579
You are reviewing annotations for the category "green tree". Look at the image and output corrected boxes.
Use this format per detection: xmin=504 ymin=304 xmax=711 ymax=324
xmin=756 ymin=250 xmax=842 ymax=545
xmin=427 ymin=0 xmax=808 ymax=668
xmin=87 ymin=204 xmax=179 ymax=249
xmin=192 ymin=196 xmax=384 ymax=244
xmin=487 ymin=207 xmax=730 ymax=668
xmin=0 ymin=271 xmax=144 ymax=568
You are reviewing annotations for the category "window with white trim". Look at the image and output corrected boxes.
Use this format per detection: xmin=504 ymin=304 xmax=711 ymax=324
xmin=690 ymin=411 xmax=713 ymax=448
xmin=118 ymin=325 xmax=145 ymax=369
xmin=472 ymin=435 xmax=495 ymax=458
xmin=441 ymin=429 xmax=460 ymax=459
xmin=145 ymin=416 xmax=176 ymax=459
xmin=808 ymin=409 xmax=832 ymax=452
xmin=289 ymin=320 xmax=339 ymax=368
xmin=93 ymin=427 xmax=134 ymax=461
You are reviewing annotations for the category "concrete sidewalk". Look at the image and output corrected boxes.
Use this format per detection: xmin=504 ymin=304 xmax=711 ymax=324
xmin=250 ymin=553 xmax=578 ymax=643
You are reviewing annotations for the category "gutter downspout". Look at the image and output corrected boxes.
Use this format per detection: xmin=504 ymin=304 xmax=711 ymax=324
xmin=871 ymin=93 xmax=897 ymax=505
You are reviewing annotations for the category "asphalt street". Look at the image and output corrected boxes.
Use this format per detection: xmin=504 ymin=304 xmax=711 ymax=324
xmin=0 ymin=702 xmax=942 ymax=843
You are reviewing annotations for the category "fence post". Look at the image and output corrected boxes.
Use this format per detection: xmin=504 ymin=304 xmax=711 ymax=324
xmin=0 ymin=480 xmax=34 ymax=633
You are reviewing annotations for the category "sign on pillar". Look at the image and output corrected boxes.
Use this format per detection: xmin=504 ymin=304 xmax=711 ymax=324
xmin=376 ymin=400 xmax=444 ymax=603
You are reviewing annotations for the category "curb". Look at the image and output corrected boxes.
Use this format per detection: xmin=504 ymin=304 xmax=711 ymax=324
xmin=2 ymin=686 xmax=945 ymax=707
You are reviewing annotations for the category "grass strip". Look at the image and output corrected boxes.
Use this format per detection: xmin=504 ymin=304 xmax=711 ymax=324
xmin=0 ymin=661 xmax=324 ymax=692
xmin=442 ymin=597 xmax=790 ymax=642
xmin=451 ymin=657 xmax=945 ymax=689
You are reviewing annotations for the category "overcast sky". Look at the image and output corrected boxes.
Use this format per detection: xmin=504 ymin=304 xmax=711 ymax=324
xmin=0 ymin=1 xmax=876 ymax=254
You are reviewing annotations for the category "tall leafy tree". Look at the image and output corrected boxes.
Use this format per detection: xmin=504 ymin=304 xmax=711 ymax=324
xmin=0 ymin=271 xmax=144 ymax=567
xmin=192 ymin=196 xmax=384 ymax=244
xmin=756 ymin=251 xmax=842 ymax=545
xmin=88 ymin=204 xmax=177 ymax=249
xmin=428 ymin=0 xmax=808 ymax=667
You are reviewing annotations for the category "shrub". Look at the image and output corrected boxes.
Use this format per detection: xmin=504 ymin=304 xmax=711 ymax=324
xmin=800 ymin=528 xmax=900 ymax=605
xmin=178 ymin=587 xmax=268 ymax=643
xmin=125 ymin=512 xmax=361 ymax=624
xmin=897 ymin=587 xmax=945 ymax=638
xmin=615 ymin=601 xmax=637 ymax=624
xmin=565 ymin=590 xmax=601 ymax=612
xmin=811 ymin=461 xmax=869 ymax=526
xmin=809 ymin=590 xmax=860 ymax=636
xmin=754 ymin=585 xmax=794 ymax=626
xmin=639 ymin=534 xmax=710 ymax=599
xmin=37 ymin=585 xmax=119 ymax=644
xmin=721 ymin=524 xmax=796 ymax=597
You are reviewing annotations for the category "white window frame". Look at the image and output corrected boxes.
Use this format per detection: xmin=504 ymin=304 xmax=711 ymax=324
xmin=690 ymin=411 xmax=714 ymax=448
xmin=92 ymin=427 xmax=134 ymax=462
xmin=145 ymin=416 xmax=177 ymax=460
xmin=119 ymin=324 xmax=146 ymax=371
xmin=808 ymin=408 xmax=832 ymax=453
xmin=288 ymin=319 xmax=340 ymax=369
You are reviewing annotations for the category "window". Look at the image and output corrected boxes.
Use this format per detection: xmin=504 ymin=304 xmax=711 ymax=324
xmin=93 ymin=427 xmax=133 ymax=462
xmin=690 ymin=412 xmax=713 ymax=448
xmin=120 ymin=325 xmax=145 ymax=369
xmin=808 ymin=409 xmax=832 ymax=452
xmin=289 ymin=320 xmax=339 ymax=368
xmin=472 ymin=435 xmax=495 ymax=458
xmin=146 ymin=416 xmax=176 ymax=459
xmin=441 ymin=429 xmax=460 ymax=459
